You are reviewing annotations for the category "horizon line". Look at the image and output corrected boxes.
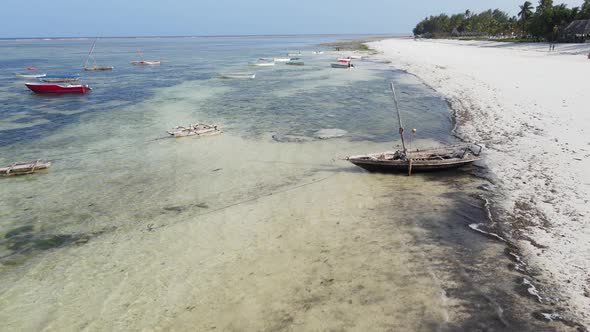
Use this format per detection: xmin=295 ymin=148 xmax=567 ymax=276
xmin=0 ymin=32 xmax=409 ymax=41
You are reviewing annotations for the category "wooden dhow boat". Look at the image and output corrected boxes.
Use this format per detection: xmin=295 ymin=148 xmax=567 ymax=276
xmin=131 ymin=60 xmax=161 ymax=65
xmin=1 ymin=160 xmax=51 ymax=176
xmin=131 ymin=50 xmax=160 ymax=65
xmin=25 ymin=83 xmax=92 ymax=94
xmin=167 ymin=123 xmax=221 ymax=138
xmin=347 ymin=83 xmax=482 ymax=175
xmin=83 ymin=39 xmax=114 ymax=71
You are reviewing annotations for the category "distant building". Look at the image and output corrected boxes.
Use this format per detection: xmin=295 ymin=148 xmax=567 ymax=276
xmin=560 ymin=19 xmax=590 ymax=43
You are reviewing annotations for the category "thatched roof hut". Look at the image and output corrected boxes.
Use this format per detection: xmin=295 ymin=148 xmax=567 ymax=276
xmin=561 ymin=19 xmax=590 ymax=42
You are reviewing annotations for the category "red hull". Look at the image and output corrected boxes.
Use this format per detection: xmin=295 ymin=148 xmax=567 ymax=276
xmin=25 ymin=83 xmax=91 ymax=94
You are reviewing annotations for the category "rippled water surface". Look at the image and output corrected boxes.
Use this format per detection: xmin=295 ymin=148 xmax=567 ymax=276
xmin=0 ymin=36 xmax=575 ymax=331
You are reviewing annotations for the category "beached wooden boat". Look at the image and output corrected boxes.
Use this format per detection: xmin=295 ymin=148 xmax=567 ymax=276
xmin=285 ymin=60 xmax=304 ymax=66
xmin=347 ymin=145 xmax=481 ymax=173
xmin=83 ymin=39 xmax=114 ymax=71
xmin=218 ymin=73 xmax=255 ymax=79
xmin=25 ymin=83 xmax=92 ymax=94
xmin=1 ymin=160 xmax=51 ymax=176
xmin=167 ymin=123 xmax=221 ymax=138
xmin=347 ymin=83 xmax=482 ymax=175
xmin=15 ymin=73 xmax=46 ymax=79
xmin=40 ymin=75 xmax=80 ymax=83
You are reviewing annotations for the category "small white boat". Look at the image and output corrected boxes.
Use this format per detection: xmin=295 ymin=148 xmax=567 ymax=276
xmin=287 ymin=52 xmax=302 ymax=56
xmin=349 ymin=55 xmax=362 ymax=59
xmin=15 ymin=73 xmax=47 ymax=79
xmin=131 ymin=50 xmax=160 ymax=65
xmin=1 ymin=160 xmax=51 ymax=176
xmin=251 ymin=62 xmax=275 ymax=67
xmin=131 ymin=60 xmax=161 ymax=65
xmin=167 ymin=123 xmax=221 ymax=138
xmin=273 ymin=58 xmax=291 ymax=62
xmin=218 ymin=73 xmax=256 ymax=79
xmin=312 ymin=51 xmax=324 ymax=54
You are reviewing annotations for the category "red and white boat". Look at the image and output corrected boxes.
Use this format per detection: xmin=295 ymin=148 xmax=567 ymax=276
xmin=25 ymin=83 xmax=92 ymax=94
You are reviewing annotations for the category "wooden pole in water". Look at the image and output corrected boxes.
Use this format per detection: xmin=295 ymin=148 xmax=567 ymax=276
xmin=390 ymin=83 xmax=407 ymax=153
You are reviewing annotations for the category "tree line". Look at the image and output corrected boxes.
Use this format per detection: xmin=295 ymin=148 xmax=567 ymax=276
xmin=413 ymin=0 xmax=590 ymax=41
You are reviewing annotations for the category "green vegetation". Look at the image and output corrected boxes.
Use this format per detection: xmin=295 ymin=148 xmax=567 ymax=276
xmin=413 ymin=0 xmax=590 ymax=41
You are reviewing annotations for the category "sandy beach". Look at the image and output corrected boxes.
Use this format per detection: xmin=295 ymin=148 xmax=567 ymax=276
xmin=369 ymin=38 xmax=590 ymax=326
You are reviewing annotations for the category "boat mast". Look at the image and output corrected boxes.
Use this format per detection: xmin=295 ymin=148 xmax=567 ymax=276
xmin=85 ymin=39 xmax=97 ymax=68
xmin=390 ymin=82 xmax=407 ymax=153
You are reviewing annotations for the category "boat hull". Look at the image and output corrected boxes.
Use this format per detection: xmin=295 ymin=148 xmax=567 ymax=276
xmin=15 ymin=73 xmax=46 ymax=79
xmin=219 ymin=73 xmax=255 ymax=79
xmin=331 ymin=63 xmax=350 ymax=68
xmin=347 ymin=158 xmax=478 ymax=173
xmin=131 ymin=61 xmax=160 ymax=65
xmin=1 ymin=160 xmax=51 ymax=176
xmin=84 ymin=66 xmax=114 ymax=71
xmin=40 ymin=77 xmax=80 ymax=83
xmin=25 ymin=83 xmax=91 ymax=94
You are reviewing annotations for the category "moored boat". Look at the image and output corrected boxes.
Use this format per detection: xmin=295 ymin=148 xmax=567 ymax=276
xmin=1 ymin=160 xmax=51 ymax=176
xmin=218 ymin=73 xmax=255 ymax=79
xmin=331 ymin=63 xmax=353 ymax=68
xmin=131 ymin=49 xmax=160 ymax=65
xmin=287 ymin=52 xmax=302 ymax=56
xmin=167 ymin=123 xmax=221 ymax=137
xmin=250 ymin=61 xmax=275 ymax=67
xmin=40 ymin=74 xmax=80 ymax=83
xmin=347 ymin=145 xmax=481 ymax=173
xmin=83 ymin=39 xmax=114 ymax=71
xmin=346 ymin=83 xmax=482 ymax=175
xmin=85 ymin=66 xmax=114 ymax=71
xmin=130 ymin=60 xmax=161 ymax=65
xmin=25 ymin=83 xmax=92 ymax=94
xmin=273 ymin=57 xmax=291 ymax=62
xmin=15 ymin=73 xmax=47 ymax=79
xmin=285 ymin=60 xmax=304 ymax=66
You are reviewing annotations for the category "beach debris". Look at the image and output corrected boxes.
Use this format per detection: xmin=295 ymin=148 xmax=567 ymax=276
xmin=167 ymin=123 xmax=221 ymax=138
xmin=1 ymin=160 xmax=51 ymax=176
xmin=522 ymin=278 xmax=544 ymax=303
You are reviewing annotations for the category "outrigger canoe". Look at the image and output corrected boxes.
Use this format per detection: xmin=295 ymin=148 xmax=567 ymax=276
xmin=1 ymin=160 xmax=51 ymax=176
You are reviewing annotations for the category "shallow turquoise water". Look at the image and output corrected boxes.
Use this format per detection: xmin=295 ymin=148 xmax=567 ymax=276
xmin=0 ymin=36 xmax=565 ymax=331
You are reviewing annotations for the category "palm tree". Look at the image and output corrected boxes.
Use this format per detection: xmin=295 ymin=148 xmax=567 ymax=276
xmin=518 ymin=1 xmax=534 ymax=36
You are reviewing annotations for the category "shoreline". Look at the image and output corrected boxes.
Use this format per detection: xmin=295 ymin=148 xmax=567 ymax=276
xmin=366 ymin=37 xmax=590 ymax=327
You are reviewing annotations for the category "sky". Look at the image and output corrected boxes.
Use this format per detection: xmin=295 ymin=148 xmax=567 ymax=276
xmin=0 ymin=0 xmax=584 ymax=38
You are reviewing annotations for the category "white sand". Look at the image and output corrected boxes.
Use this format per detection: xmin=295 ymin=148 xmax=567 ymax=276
xmin=369 ymin=38 xmax=590 ymax=325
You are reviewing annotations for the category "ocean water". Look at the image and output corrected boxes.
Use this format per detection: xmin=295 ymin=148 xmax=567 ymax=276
xmin=0 ymin=36 xmax=573 ymax=331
